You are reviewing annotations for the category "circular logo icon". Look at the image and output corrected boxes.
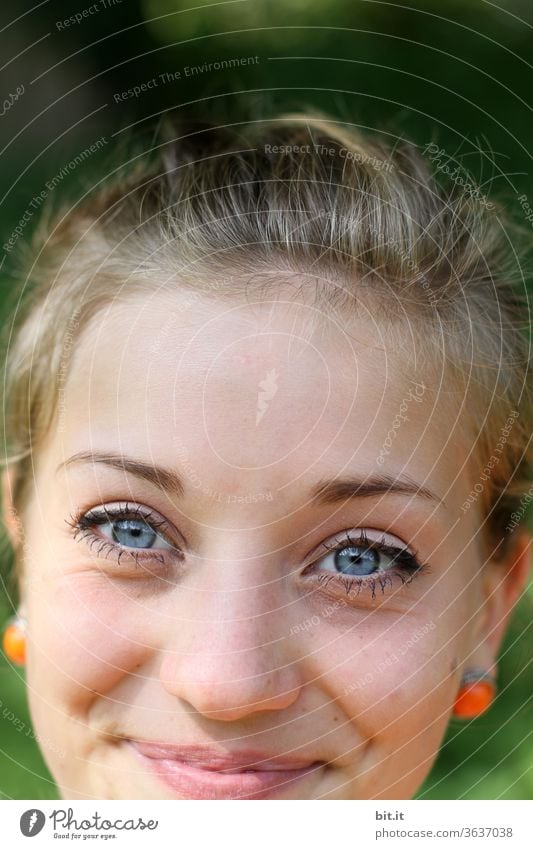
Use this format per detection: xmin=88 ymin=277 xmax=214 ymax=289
xmin=20 ymin=809 xmax=46 ymax=837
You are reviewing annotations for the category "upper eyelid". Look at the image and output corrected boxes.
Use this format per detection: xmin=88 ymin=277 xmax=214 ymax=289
xmin=304 ymin=529 xmax=426 ymax=577
xmin=65 ymin=498 xmax=191 ymax=546
xmin=69 ymin=503 xmax=181 ymax=549
xmin=91 ymin=503 xmax=166 ymax=528
xmin=312 ymin=527 xmax=414 ymax=558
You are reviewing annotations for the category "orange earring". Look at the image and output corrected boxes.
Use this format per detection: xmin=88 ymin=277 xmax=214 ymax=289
xmin=453 ymin=669 xmax=496 ymax=719
xmin=2 ymin=615 xmax=26 ymax=666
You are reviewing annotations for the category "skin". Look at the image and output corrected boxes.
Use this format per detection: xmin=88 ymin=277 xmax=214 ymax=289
xmin=2 ymin=285 xmax=531 ymax=800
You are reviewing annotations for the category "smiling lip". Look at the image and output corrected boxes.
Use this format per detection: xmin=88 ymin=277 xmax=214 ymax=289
xmin=128 ymin=740 xmax=323 ymax=800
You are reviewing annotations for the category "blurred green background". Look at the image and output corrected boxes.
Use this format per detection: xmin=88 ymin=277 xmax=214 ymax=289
xmin=0 ymin=0 xmax=532 ymax=799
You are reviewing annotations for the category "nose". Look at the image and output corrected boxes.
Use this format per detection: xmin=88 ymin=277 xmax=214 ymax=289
xmin=159 ymin=594 xmax=304 ymax=721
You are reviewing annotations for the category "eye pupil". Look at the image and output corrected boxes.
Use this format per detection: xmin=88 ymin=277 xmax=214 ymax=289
xmin=112 ymin=518 xmax=156 ymax=549
xmin=335 ymin=545 xmax=380 ymax=576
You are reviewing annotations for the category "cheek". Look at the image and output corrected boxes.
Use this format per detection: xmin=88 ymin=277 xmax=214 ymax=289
xmin=27 ymin=573 xmax=157 ymax=710
xmin=306 ymin=615 xmax=459 ymax=739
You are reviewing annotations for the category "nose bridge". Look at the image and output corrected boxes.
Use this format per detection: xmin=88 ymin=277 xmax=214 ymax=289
xmin=159 ymin=572 xmax=304 ymax=721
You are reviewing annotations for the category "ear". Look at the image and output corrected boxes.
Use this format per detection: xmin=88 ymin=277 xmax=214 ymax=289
xmin=1 ymin=466 xmax=22 ymax=550
xmin=471 ymin=527 xmax=532 ymax=669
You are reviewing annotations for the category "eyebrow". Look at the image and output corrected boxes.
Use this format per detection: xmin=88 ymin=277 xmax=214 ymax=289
xmin=57 ymin=451 xmax=445 ymax=507
xmin=311 ymin=473 xmax=445 ymax=507
xmin=57 ymin=451 xmax=185 ymax=498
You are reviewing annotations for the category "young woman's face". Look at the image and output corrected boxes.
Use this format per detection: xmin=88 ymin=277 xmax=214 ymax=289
xmin=12 ymin=287 xmax=514 ymax=799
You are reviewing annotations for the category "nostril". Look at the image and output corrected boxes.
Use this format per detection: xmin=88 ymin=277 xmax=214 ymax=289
xmin=159 ymin=654 xmax=303 ymax=721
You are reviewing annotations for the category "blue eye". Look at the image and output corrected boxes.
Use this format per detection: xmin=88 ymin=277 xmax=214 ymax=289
xmin=106 ymin=517 xmax=166 ymax=549
xmin=68 ymin=502 xmax=180 ymax=568
xmin=322 ymin=544 xmax=381 ymax=576
xmin=96 ymin=513 xmax=175 ymax=552
xmin=312 ymin=529 xmax=423 ymax=580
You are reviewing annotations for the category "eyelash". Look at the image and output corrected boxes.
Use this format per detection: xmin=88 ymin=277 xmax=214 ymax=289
xmin=66 ymin=505 xmax=428 ymax=598
xmin=304 ymin=529 xmax=428 ymax=599
xmin=66 ymin=502 xmax=183 ymax=569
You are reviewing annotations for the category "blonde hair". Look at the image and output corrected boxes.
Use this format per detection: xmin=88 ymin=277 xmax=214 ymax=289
xmin=1 ymin=110 xmax=532 ymax=576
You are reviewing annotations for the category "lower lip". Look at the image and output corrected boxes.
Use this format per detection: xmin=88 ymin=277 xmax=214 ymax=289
xmin=128 ymin=742 xmax=321 ymax=800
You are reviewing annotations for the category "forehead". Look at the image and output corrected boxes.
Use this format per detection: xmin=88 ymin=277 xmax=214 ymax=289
xmin=56 ymin=288 xmax=470 ymax=503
